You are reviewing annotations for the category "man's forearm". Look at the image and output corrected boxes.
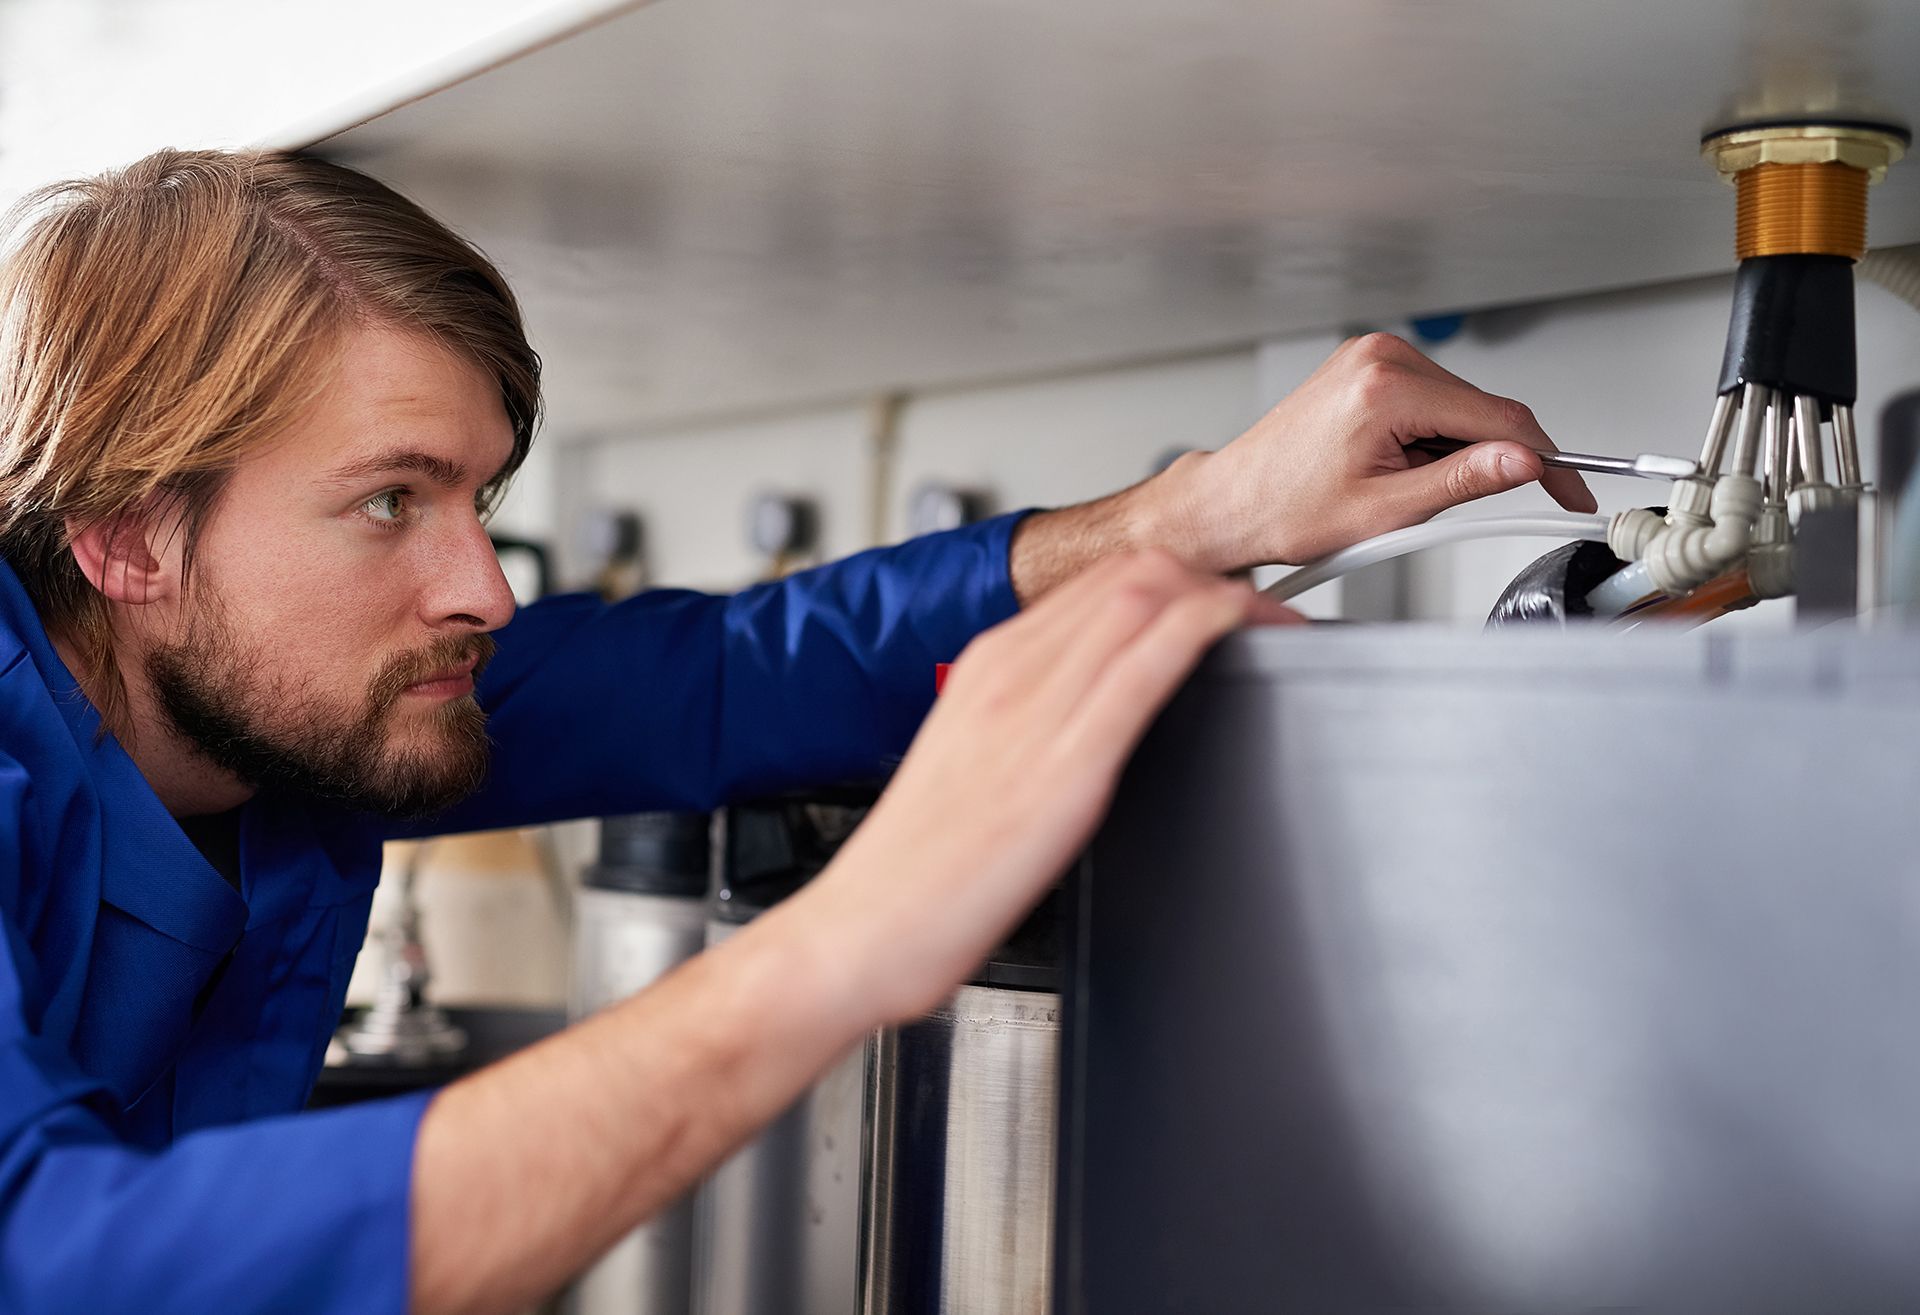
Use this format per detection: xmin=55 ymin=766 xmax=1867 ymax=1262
xmin=409 ymin=894 xmax=873 ymax=1315
xmin=1006 ymin=453 xmax=1220 ymax=604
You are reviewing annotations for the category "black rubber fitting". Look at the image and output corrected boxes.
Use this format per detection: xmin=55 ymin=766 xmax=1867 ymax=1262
xmin=1700 ymin=118 xmax=1911 ymax=147
xmin=1716 ymin=255 xmax=1857 ymax=407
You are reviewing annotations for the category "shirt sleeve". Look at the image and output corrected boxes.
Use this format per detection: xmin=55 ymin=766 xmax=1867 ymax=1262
xmin=0 ymin=751 xmax=430 ymax=1315
xmin=390 ymin=512 xmax=1027 ymax=837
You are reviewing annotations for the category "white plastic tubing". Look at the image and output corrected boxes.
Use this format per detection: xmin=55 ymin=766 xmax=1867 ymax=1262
xmin=1860 ymin=244 xmax=1920 ymax=313
xmin=1583 ymin=559 xmax=1656 ymax=618
xmin=1261 ymin=513 xmax=1611 ymax=604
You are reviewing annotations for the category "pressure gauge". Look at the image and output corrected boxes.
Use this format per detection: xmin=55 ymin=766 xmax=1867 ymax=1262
xmin=908 ymin=482 xmax=989 ymax=537
xmin=576 ymin=508 xmax=641 ymax=565
xmin=748 ymin=493 xmax=817 ymax=557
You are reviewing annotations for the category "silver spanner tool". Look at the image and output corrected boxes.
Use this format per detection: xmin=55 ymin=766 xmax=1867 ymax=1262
xmin=1409 ymin=435 xmax=1698 ymax=481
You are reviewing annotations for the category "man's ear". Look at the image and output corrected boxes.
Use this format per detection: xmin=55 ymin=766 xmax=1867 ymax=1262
xmin=65 ymin=505 xmax=183 ymax=608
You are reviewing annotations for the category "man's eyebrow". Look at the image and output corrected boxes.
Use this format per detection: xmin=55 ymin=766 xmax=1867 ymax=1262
xmin=320 ymin=450 xmax=474 ymax=491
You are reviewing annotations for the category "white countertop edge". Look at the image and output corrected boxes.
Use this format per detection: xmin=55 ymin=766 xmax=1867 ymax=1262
xmin=257 ymin=0 xmax=651 ymax=153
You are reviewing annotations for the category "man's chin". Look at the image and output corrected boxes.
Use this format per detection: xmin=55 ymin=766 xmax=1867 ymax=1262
xmin=364 ymin=703 xmax=491 ymax=816
xmin=362 ymin=753 xmax=490 ymax=818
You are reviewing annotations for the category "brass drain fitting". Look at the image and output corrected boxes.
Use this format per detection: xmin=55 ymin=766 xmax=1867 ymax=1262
xmin=1703 ymin=122 xmax=1907 ymax=261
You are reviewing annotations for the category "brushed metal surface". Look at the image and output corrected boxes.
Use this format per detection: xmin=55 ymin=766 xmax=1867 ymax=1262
xmin=692 ymin=920 xmax=866 ymax=1315
xmin=863 ymin=984 xmax=1059 ymax=1315
xmin=320 ymin=0 xmax=1920 ymax=431
xmin=1064 ymin=626 xmax=1920 ymax=1314
xmin=567 ymin=887 xmax=711 ymax=1315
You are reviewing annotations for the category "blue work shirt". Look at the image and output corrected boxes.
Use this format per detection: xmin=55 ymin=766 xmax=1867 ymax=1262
xmin=0 ymin=514 xmax=1022 ymax=1313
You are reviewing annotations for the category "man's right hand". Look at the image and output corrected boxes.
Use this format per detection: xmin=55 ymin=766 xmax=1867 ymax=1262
xmin=791 ymin=550 xmax=1298 ymax=1025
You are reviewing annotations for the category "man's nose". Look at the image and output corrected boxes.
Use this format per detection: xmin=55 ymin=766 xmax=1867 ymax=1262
xmin=425 ymin=518 xmax=519 ymax=632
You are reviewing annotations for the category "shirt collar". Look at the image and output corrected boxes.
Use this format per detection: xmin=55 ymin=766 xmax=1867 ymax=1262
xmin=0 ymin=560 xmax=248 ymax=953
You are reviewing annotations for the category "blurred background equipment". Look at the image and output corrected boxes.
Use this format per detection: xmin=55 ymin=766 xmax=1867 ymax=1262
xmin=334 ymin=844 xmax=469 ymax=1064
xmin=903 ymin=481 xmax=991 ymax=538
xmin=491 ymin=532 xmax=557 ymax=602
xmin=746 ymin=493 xmax=819 ymax=580
xmin=1882 ymin=388 xmax=1920 ymax=617
xmin=576 ymin=507 xmax=648 ymax=599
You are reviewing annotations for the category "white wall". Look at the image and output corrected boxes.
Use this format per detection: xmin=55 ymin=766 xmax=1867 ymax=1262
xmin=888 ymin=352 xmax=1264 ymax=537
xmin=545 ymin=272 xmax=1920 ymax=625
xmin=557 ymin=405 xmax=877 ymax=591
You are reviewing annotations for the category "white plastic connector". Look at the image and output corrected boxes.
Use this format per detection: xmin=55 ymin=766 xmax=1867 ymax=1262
xmin=1665 ymin=477 xmax=1716 ymax=530
xmin=1608 ymin=507 xmax=1663 ymax=561
xmin=1643 ymin=473 xmax=1763 ymax=595
xmin=1622 ymin=474 xmax=1716 ymax=571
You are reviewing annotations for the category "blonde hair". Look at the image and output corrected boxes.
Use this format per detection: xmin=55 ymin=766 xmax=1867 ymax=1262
xmin=0 ymin=148 xmax=541 ymax=736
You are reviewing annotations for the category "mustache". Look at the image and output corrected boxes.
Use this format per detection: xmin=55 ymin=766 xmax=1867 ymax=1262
xmin=368 ymin=632 xmax=498 ymax=711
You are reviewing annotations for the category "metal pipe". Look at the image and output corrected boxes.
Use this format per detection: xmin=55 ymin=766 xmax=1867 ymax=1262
xmin=1699 ymin=390 xmax=1739 ymax=475
xmin=1729 ymin=383 xmax=1772 ymax=476
xmin=1833 ymin=404 xmax=1863 ymax=487
xmin=1793 ymin=395 xmax=1828 ymax=485
xmin=1765 ymin=395 xmax=1792 ymax=500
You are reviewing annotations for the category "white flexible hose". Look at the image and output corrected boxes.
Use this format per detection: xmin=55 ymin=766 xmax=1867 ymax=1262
xmin=1860 ymin=244 xmax=1920 ymax=313
xmin=1261 ymin=513 xmax=1611 ymax=604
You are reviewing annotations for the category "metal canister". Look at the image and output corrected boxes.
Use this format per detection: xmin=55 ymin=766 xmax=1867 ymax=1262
xmin=692 ymin=791 xmax=876 ymax=1315
xmin=567 ymin=812 xmax=713 ymax=1315
xmin=860 ymin=890 xmax=1062 ymax=1314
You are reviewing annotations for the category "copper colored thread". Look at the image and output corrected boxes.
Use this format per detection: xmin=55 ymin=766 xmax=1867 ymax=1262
xmin=1735 ymin=163 xmax=1868 ymax=260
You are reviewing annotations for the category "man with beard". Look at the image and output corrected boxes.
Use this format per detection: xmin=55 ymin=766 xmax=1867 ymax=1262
xmin=0 ymin=150 xmax=1591 ymax=1313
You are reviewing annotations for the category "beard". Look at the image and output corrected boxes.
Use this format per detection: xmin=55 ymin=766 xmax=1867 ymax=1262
xmin=147 ymin=598 xmax=497 ymax=818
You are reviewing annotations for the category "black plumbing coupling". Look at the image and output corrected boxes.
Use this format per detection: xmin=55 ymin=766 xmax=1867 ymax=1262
xmin=1715 ymin=254 xmax=1857 ymax=414
xmin=1486 ymin=537 xmax=1634 ymax=628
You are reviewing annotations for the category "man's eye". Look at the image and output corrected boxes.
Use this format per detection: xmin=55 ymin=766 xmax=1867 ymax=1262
xmin=362 ymin=489 xmax=407 ymax=523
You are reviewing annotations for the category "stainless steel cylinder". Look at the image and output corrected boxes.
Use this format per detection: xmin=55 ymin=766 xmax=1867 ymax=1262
xmin=861 ymin=984 xmax=1060 ymax=1315
xmin=568 ymin=885 xmax=711 ymax=1315
xmin=692 ymin=920 xmax=866 ymax=1315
